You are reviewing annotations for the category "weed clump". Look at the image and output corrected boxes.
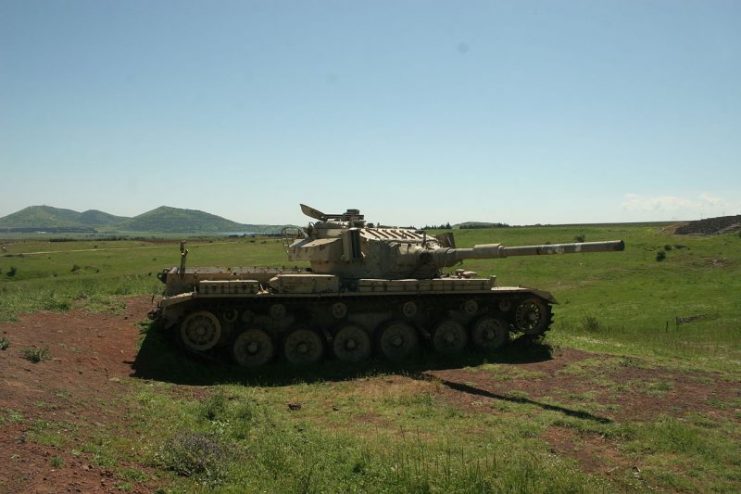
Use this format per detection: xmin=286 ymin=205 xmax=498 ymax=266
xmin=199 ymin=392 xmax=228 ymax=422
xmin=582 ymin=315 xmax=601 ymax=332
xmin=156 ymin=432 xmax=228 ymax=482
xmin=656 ymin=251 xmax=667 ymax=261
xmin=574 ymin=234 xmax=586 ymax=243
xmin=7 ymin=266 xmax=16 ymax=277
xmin=22 ymin=346 xmax=50 ymax=363
xmin=0 ymin=337 xmax=9 ymax=350
xmin=664 ymin=244 xmax=673 ymax=251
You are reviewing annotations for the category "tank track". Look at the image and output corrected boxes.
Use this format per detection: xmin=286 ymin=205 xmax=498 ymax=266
xmin=158 ymin=290 xmax=553 ymax=367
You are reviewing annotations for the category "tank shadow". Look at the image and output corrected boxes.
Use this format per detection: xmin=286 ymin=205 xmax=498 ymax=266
xmin=419 ymin=376 xmax=612 ymax=424
xmin=131 ymin=324 xmax=554 ymax=387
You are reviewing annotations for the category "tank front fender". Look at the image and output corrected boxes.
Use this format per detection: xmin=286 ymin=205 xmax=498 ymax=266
xmin=530 ymin=289 xmax=557 ymax=304
xmin=154 ymin=292 xmax=195 ymax=328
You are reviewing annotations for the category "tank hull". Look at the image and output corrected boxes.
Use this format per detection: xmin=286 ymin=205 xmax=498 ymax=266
xmin=151 ymin=273 xmax=555 ymax=366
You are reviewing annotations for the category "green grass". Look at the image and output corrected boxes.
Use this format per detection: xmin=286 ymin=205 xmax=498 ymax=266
xmin=0 ymin=238 xmax=293 ymax=321
xmin=2 ymin=226 xmax=740 ymax=492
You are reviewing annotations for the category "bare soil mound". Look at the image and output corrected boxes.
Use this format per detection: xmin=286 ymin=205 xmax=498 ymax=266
xmin=0 ymin=297 xmax=157 ymax=494
xmin=673 ymin=215 xmax=741 ymax=235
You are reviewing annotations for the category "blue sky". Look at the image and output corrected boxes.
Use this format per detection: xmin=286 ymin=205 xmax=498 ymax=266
xmin=1 ymin=0 xmax=739 ymax=226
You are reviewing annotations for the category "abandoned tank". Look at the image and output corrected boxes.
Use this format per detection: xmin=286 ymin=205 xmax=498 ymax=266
xmin=150 ymin=204 xmax=624 ymax=367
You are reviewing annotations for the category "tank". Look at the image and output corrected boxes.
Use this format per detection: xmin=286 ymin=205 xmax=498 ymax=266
xmin=150 ymin=204 xmax=624 ymax=367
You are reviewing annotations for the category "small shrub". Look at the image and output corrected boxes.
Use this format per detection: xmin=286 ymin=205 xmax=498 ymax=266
xmin=664 ymin=244 xmax=673 ymax=251
xmin=22 ymin=347 xmax=50 ymax=363
xmin=7 ymin=266 xmax=17 ymax=277
xmin=0 ymin=337 xmax=9 ymax=350
xmin=71 ymin=264 xmax=81 ymax=273
xmin=199 ymin=392 xmax=228 ymax=422
xmin=582 ymin=315 xmax=601 ymax=332
xmin=574 ymin=234 xmax=586 ymax=243
xmin=656 ymin=251 xmax=667 ymax=261
xmin=156 ymin=432 xmax=227 ymax=482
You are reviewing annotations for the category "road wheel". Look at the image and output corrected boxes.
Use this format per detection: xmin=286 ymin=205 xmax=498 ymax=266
xmin=514 ymin=298 xmax=551 ymax=335
xmin=471 ymin=316 xmax=509 ymax=351
xmin=232 ymin=329 xmax=274 ymax=367
xmin=179 ymin=311 xmax=221 ymax=352
xmin=283 ymin=328 xmax=324 ymax=365
xmin=378 ymin=320 xmax=418 ymax=362
xmin=432 ymin=319 xmax=468 ymax=355
xmin=333 ymin=324 xmax=371 ymax=362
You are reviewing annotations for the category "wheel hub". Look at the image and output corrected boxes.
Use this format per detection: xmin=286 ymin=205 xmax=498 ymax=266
xmin=345 ymin=339 xmax=357 ymax=350
xmin=297 ymin=342 xmax=308 ymax=354
xmin=392 ymin=336 xmax=403 ymax=347
xmin=247 ymin=342 xmax=259 ymax=354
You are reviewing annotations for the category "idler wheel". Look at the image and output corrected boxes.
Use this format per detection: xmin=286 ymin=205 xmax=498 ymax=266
xmin=179 ymin=311 xmax=222 ymax=352
xmin=378 ymin=321 xmax=418 ymax=362
xmin=232 ymin=329 xmax=274 ymax=367
xmin=432 ymin=319 xmax=468 ymax=355
xmin=471 ymin=316 xmax=509 ymax=351
xmin=514 ymin=298 xmax=550 ymax=335
xmin=333 ymin=324 xmax=371 ymax=362
xmin=283 ymin=328 xmax=324 ymax=365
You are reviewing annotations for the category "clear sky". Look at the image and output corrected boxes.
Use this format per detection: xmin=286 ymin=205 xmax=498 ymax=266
xmin=1 ymin=0 xmax=739 ymax=226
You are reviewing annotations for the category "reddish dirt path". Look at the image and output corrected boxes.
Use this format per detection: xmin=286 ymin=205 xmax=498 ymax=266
xmin=0 ymin=297 xmax=156 ymax=494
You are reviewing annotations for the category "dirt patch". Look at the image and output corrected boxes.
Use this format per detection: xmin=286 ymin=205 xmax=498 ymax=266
xmin=423 ymin=348 xmax=739 ymax=423
xmin=0 ymin=297 xmax=158 ymax=494
xmin=541 ymin=426 xmax=631 ymax=475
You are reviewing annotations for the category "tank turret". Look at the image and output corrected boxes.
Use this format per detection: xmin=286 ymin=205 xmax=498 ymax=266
xmin=288 ymin=204 xmax=624 ymax=280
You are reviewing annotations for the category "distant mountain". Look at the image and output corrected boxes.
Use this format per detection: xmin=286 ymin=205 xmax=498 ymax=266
xmin=0 ymin=205 xmax=289 ymax=235
xmin=0 ymin=205 xmax=129 ymax=229
xmin=119 ymin=206 xmax=247 ymax=233
xmin=79 ymin=209 xmax=129 ymax=227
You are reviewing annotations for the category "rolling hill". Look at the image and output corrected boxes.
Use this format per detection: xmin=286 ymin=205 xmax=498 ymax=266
xmin=0 ymin=205 xmax=289 ymax=235
xmin=0 ymin=205 xmax=109 ymax=229
xmin=118 ymin=206 xmax=247 ymax=234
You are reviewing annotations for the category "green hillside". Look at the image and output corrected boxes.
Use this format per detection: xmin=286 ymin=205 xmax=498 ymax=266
xmin=0 ymin=205 xmax=290 ymax=235
xmin=0 ymin=205 xmax=88 ymax=228
xmin=118 ymin=206 xmax=246 ymax=233
xmin=78 ymin=209 xmax=129 ymax=226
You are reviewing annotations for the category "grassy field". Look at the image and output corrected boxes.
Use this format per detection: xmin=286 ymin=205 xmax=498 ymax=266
xmin=1 ymin=225 xmax=739 ymax=493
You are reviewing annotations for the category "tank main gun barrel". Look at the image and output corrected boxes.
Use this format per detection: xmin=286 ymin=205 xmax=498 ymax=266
xmin=432 ymin=240 xmax=624 ymax=267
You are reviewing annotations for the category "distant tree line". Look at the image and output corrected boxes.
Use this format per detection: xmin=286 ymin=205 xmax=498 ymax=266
xmin=422 ymin=223 xmax=453 ymax=230
xmin=422 ymin=222 xmax=510 ymax=230
xmin=458 ymin=222 xmax=510 ymax=229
